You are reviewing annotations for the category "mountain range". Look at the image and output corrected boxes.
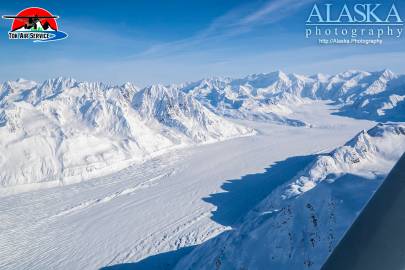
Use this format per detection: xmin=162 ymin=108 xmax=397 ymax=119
xmin=1 ymin=69 xmax=404 ymax=188
xmin=0 ymin=77 xmax=253 ymax=187
xmin=175 ymin=69 xmax=405 ymax=124
xmin=1 ymin=70 xmax=405 ymax=269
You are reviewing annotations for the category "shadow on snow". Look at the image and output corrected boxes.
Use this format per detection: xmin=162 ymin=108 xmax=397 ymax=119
xmin=100 ymin=154 xmax=316 ymax=270
xmin=203 ymin=154 xmax=315 ymax=227
xmin=100 ymin=246 xmax=195 ymax=270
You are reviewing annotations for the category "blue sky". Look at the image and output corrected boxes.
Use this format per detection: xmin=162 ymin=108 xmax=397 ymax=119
xmin=0 ymin=0 xmax=404 ymax=86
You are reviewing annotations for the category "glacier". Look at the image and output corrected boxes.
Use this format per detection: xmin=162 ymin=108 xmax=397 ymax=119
xmin=0 ymin=78 xmax=253 ymax=190
xmin=175 ymin=123 xmax=405 ymax=270
xmin=1 ymin=69 xmax=404 ymax=190
xmin=0 ymin=69 xmax=404 ymax=270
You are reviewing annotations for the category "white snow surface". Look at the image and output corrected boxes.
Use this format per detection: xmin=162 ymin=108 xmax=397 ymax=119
xmin=0 ymin=100 xmax=380 ymax=270
xmin=0 ymin=78 xmax=253 ymax=189
xmin=1 ymin=69 xmax=404 ymax=189
xmin=284 ymin=123 xmax=405 ymax=198
xmin=1 ymin=70 xmax=405 ymax=270
xmin=176 ymin=122 xmax=405 ymax=270
xmin=176 ymin=69 xmax=405 ymax=124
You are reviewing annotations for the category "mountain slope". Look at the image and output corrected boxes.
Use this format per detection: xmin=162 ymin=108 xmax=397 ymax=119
xmin=177 ymin=69 xmax=405 ymax=124
xmin=177 ymin=71 xmax=308 ymax=126
xmin=175 ymin=123 xmax=405 ymax=270
xmin=1 ymin=69 xmax=404 ymax=188
xmin=0 ymin=78 xmax=253 ymax=189
xmin=133 ymin=84 xmax=253 ymax=143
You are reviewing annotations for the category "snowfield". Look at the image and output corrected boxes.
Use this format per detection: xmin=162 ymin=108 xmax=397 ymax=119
xmin=0 ymin=70 xmax=404 ymax=270
xmin=0 ymin=78 xmax=253 ymax=190
xmin=176 ymin=122 xmax=405 ymax=270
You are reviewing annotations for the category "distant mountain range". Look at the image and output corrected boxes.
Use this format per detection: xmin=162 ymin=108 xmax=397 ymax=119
xmin=175 ymin=69 xmax=405 ymax=123
xmin=0 ymin=69 xmax=404 ymax=188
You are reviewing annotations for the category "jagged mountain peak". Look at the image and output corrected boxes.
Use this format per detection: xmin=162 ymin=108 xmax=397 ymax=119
xmin=136 ymin=84 xmax=182 ymax=102
xmin=0 ymin=76 xmax=253 ymax=188
xmin=4 ymin=78 xmax=37 ymax=90
xmin=376 ymin=68 xmax=396 ymax=80
xmin=133 ymin=84 xmax=253 ymax=142
xmin=284 ymin=123 xmax=405 ymax=199
xmin=38 ymin=76 xmax=77 ymax=91
xmin=134 ymin=84 xmax=210 ymax=122
xmin=338 ymin=69 xmax=369 ymax=78
xmin=174 ymin=69 xmax=405 ymax=123
xmin=290 ymin=72 xmax=311 ymax=81
xmin=1 ymin=68 xmax=404 ymax=130
xmin=15 ymin=78 xmax=31 ymax=83
xmin=243 ymin=70 xmax=290 ymax=83
xmin=271 ymin=70 xmax=289 ymax=80
xmin=77 ymin=81 xmax=110 ymax=91
xmin=145 ymin=83 xmax=172 ymax=92
xmin=121 ymin=82 xmax=139 ymax=91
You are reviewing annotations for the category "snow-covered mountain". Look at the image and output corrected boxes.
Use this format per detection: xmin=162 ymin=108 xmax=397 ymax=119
xmin=176 ymin=71 xmax=308 ymax=126
xmin=0 ymin=69 xmax=403 ymax=189
xmin=176 ymin=69 xmax=405 ymax=123
xmin=1 ymin=71 xmax=404 ymax=269
xmin=0 ymin=78 xmax=253 ymax=188
xmin=175 ymin=123 xmax=405 ymax=270
xmin=133 ymin=84 xmax=252 ymax=143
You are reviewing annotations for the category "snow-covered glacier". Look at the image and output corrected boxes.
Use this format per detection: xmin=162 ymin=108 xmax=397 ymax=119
xmin=0 ymin=78 xmax=253 ymax=188
xmin=1 ymin=69 xmax=404 ymax=188
xmin=175 ymin=123 xmax=405 ymax=270
xmin=0 ymin=70 xmax=404 ymax=270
